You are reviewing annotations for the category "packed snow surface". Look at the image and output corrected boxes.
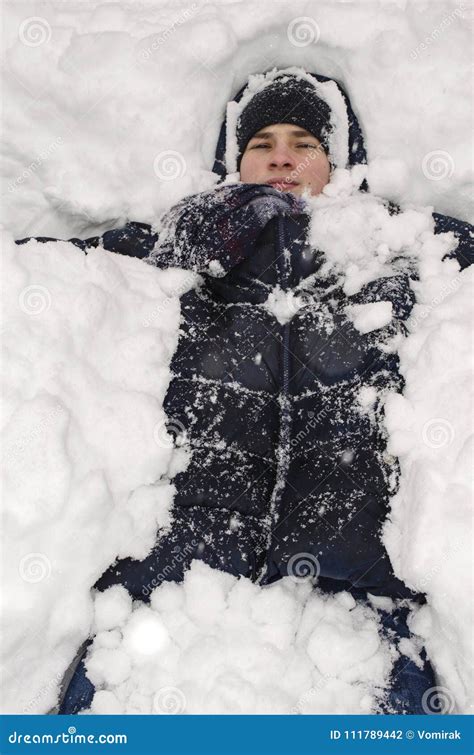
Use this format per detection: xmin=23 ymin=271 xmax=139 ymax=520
xmin=1 ymin=233 xmax=194 ymax=713
xmin=383 ymin=255 xmax=474 ymax=714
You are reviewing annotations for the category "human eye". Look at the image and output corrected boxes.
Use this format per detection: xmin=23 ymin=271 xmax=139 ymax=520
xmin=296 ymin=142 xmax=318 ymax=149
xmin=250 ymin=142 xmax=271 ymax=149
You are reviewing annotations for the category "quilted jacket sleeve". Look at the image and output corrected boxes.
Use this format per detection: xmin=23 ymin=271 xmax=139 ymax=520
xmin=15 ymin=220 xmax=158 ymax=258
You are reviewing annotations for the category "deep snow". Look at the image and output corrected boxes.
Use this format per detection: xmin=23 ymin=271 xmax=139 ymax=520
xmin=82 ymin=561 xmax=399 ymax=715
xmin=1 ymin=0 xmax=472 ymax=715
xmin=1 ymin=233 xmax=194 ymax=713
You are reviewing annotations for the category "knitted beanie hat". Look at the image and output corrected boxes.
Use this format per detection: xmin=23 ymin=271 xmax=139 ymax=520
xmin=236 ymin=74 xmax=332 ymax=168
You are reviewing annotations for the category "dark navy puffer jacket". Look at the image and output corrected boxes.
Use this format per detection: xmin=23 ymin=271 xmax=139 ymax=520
xmin=16 ymin=75 xmax=473 ymax=602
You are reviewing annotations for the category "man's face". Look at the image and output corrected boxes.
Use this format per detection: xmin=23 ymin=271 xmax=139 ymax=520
xmin=239 ymin=123 xmax=331 ymax=196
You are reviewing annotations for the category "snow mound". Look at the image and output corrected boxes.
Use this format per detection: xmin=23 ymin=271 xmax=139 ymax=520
xmin=0 ymin=233 xmax=194 ymax=713
xmin=263 ymin=285 xmax=306 ymax=325
xmin=306 ymin=180 xmax=445 ymax=295
xmin=383 ymin=250 xmax=473 ymax=714
xmin=3 ymin=0 xmax=472 ymax=240
xmin=83 ymin=561 xmax=397 ymax=715
xmin=347 ymin=301 xmax=393 ymax=334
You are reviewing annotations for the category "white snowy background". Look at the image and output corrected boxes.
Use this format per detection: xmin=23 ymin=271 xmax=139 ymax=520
xmin=1 ymin=0 xmax=472 ymax=715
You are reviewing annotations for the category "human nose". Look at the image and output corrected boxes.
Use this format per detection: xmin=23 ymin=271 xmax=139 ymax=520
xmin=268 ymin=143 xmax=296 ymax=169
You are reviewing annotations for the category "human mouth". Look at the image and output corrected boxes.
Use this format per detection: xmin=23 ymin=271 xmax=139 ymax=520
xmin=266 ymin=178 xmax=299 ymax=191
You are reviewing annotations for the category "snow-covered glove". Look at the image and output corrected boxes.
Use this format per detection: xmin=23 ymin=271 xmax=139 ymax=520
xmin=146 ymin=183 xmax=308 ymax=275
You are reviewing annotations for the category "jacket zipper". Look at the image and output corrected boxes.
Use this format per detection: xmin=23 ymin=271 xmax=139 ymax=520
xmin=279 ymin=214 xmax=292 ymax=522
xmin=257 ymin=216 xmax=293 ymax=581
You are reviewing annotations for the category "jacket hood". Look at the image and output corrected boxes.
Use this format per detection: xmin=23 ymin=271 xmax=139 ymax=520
xmin=212 ymin=67 xmax=368 ymax=187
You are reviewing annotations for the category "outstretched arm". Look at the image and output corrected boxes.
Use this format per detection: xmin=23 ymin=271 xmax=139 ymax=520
xmin=15 ymin=220 xmax=158 ymax=259
xmin=14 ymin=185 xmax=305 ymax=273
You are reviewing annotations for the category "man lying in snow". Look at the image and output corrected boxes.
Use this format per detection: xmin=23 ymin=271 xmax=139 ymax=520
xmin=16 ymin=68 xmax=472 ymax=714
